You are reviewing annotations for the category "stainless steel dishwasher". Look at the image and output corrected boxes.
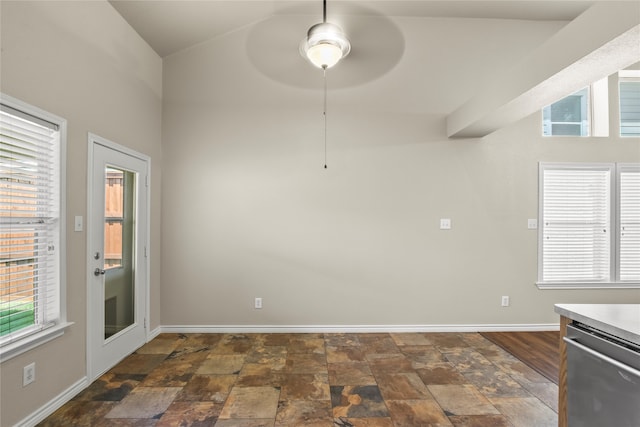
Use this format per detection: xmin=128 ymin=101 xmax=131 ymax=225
xmin=564 ymin=323 xmax=640 ymax=427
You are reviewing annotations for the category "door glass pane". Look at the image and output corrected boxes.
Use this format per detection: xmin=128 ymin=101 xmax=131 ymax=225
xmin=104 ymin=167 xmax=136 ymax=339
xmin=105 ymin=169 xmax=124 ymax=268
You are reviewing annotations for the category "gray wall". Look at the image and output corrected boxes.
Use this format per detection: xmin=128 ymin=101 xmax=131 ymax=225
xmin=160 ymin=17 xmax=640 ymax=328
xmin=0 ymin=2 xmax=162 ymax=426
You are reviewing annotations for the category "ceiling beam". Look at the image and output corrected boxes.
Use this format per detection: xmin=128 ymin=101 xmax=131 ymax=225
xmin=446 ymin=1 xmax=640 ymax=139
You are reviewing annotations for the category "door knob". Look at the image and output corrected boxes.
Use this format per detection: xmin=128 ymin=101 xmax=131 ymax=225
xmin=94 ymin=268 xmax=106 ymax=276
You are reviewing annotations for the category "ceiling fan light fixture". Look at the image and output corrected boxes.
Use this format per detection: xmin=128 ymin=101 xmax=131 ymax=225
xmin=300 ymin=22 xmax=350 ymax=69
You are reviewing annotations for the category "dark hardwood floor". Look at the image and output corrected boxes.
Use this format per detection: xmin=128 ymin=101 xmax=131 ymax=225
xmin=480 ymin=331 xmax=560 ymax=384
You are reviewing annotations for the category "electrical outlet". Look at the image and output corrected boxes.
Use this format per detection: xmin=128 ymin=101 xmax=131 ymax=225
xmin=254 ymin=297 xmax=263 ymax=309
xmin=23 ymin=362 xmax=35 ymax=386
xmin=440 ymin=218 xmax=451 ymax=230
xmin=527 ymin=219 xmax=538 ymax=229
xmin=501 ymin=296 xmax=510 ymax=307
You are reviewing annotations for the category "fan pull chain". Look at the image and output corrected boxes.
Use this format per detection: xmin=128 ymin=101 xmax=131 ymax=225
xmin=323 ymin=65 xmax=328 ymax=169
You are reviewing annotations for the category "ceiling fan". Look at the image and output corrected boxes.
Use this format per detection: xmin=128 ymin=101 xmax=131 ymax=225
xmin=299 ymin=0 xmax=352 ymax=169
xmin=299 ymin=0 xmax=351 ymax=70
xmin=245 ymin=0 xmax=404 ymax=168
xmin=245 ymin=1 xmax=404 ymax=90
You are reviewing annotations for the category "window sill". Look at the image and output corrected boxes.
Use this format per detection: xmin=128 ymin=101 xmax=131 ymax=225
xmin=0 ymin=322 xmax=73 ymax=363
xmin=537 ymin=282 xmax=640 ymax=290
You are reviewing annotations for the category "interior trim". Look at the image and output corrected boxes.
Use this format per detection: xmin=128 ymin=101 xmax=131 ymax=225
xmin=147 ymin=325 xmax=162 ymax=341
xmin=14 ymin=376 xmax=88 ymax=427
xmin=160 ymin=323 xmax=560 ymax=334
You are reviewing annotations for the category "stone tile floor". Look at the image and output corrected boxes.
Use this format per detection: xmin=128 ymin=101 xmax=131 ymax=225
xmin=38 ymin=332 xmax=558 ymax=426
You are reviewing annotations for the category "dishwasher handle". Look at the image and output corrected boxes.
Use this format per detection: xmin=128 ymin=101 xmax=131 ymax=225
xmin=564 ymin=336 xmax=640 ymax=378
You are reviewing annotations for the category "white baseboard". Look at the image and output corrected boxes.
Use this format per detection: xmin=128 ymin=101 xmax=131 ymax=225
xmin=15 ymin=326 xmax=161 ymax=427
xmin=160 ymin=323 xmax=560 ymax=334
xmin=15 ymin=376 xmax=89 ymax=427
xmin=147 ymin=325 xmax=162 ymax=341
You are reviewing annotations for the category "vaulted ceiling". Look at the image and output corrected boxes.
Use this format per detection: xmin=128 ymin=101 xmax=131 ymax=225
xmin=110 ymin=1 xmax=640 ymax=137
xmin=109 ymin=1 xmax=593 ymax=58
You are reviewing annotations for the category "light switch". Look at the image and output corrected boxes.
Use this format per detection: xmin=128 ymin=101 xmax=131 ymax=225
xmin=74 ymin=216 xmax=83 ymax=232
xmin=440 ymin=218 xmax=451 ymax=230
xmin=527 ymin=219 xmax=538 ymax=230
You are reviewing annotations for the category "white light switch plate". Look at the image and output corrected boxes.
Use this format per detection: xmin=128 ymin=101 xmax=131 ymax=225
xmin=440 ymin=218 xmax=451 ymax=230
xmin=527 ymin=219 xmax=538 ymax=230
xmin=74 ymin=216 xmax=83 ymax=232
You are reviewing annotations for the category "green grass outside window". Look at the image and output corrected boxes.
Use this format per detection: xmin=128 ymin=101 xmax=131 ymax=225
xmin=0 ymin=302 xmax=35 ymax=336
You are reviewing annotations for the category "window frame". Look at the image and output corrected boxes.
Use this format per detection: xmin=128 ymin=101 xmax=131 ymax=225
xmin=618 ymin=70 xmax=640 ymax=137
xmin=617 ymin=163 xmax=640 ymax=281
xmin=541 ymin=76 xmax=610 ymax=138
xmin=537 ymin=162 xmax=640 ymax=289
xmin=0 ymin=93 xmax=71 ymax=363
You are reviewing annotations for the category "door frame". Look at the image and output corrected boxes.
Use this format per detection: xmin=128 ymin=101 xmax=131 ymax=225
xmin=86 ymin=133 xmax=151 ymax=381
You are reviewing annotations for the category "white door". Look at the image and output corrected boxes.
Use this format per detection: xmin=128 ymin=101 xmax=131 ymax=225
xmin=88 ymin=134 xmax=149 ymax=380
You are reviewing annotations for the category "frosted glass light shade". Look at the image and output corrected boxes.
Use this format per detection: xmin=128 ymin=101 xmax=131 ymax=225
xmin=300 ymin=22 xmax=350 ymax=69
xmin=306 ymin=43 xmax=343 ymax=69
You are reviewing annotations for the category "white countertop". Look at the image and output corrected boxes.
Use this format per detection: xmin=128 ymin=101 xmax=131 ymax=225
xmin=555 ymin=304 xmax=640 ymax=345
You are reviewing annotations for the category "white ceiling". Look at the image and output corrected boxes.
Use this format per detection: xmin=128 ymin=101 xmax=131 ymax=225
xmin=109 ymin=0 xmax=592 ymax=58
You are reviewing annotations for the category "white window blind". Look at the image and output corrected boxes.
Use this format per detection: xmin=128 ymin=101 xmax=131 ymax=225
xmin=0 ymin=103 xmax=61 ymax=344
xmin=539 ymin=163 xmax=640 ymax=287
xmin=540 ymin=165 xmax=612 ymax=283
xmin=619 ymin=166 xmax=640 ymax=281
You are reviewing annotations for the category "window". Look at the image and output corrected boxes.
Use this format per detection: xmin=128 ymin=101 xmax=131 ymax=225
xmin=619 ymin=70 xmax=640 ymax=137
xmin=543 ymin=87 xmax=589 ymax=136
xmin=541 ymin=76 xmax=609 ymax=137
xmin=538 ymin=163 xmax=640 ymax=288
xmin=0 ymin=95 xmax=68 ymax=361
xmin=619 ymin=165 xmax=640 ymax=280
